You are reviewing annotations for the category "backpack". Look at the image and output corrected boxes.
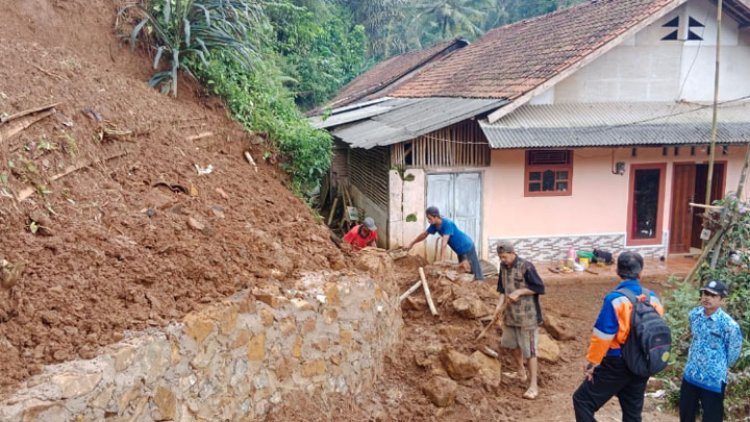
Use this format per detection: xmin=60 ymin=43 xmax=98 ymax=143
xmin=616 ymin=288 xmax=672 ymax=377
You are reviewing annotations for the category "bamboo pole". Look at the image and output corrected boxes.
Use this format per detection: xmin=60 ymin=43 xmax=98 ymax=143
xmin=703 ymin=0 xmax=723 ymax=220
xmin=685 ymin=229 xmax=723 ymax=285
xmin=419 ymin=267 xmax=438 ymax=316
xmin=399 ymin=279 xmax=423 ymax=302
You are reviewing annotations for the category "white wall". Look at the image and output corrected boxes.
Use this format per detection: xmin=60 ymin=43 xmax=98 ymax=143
xmin=548 ymin=0 xmax=750 ymax=104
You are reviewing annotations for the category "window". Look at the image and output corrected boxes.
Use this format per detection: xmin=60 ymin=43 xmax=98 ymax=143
xmin=525 ymin=150 xmax=573 ymax=196
xmin=627 ymin=164 xmax=666 ymax=246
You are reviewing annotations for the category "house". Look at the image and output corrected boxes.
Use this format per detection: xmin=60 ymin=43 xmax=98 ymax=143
xmin=312 ymin=0 xmax=750 ymax=263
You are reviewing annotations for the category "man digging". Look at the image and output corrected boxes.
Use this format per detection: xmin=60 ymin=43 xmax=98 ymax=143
xmin=406 ymin=206 xmax=484 ymax=281
xmin=494 ymin=240 xmax=545 ymax=400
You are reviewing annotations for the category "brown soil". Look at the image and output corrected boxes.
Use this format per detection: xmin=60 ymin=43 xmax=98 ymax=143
xmin=267 ymin=258 xmax=679 ymax=421
xmin=0 ymin=0 xmax=345 ymax=392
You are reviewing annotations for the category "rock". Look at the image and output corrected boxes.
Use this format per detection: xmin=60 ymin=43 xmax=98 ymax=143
xmin=183 ymin=313 xmax=215 ymax=344
xmin=51 ymin=372 xmax=103 ymax=399
xmin=458 ymin=260 xmax=471 ymax=273
xmin=28 ymin=210 xmax=54 ymax=236
xmin=290 ymin=298 xmax=314 ymax=312
xmin=215 ymin=187 xmax=229 ymax=199
xmin=537 ymin=333 xmax=561 ymax=363
xmin=471 ymin=351 xmax=501 ymax=389
xmin=1 ymin=258 xmax=24 ymax=290
xmin=543 ymin=314 xmax=575 ymax=341
xmin=444 ymin=270 xmax=459 ymax=281
xmin=439 ymin=348 xmax=479 ymax=381
xmin=152 ymin=386 xmax=177 ymax=420
xmin=187 ymin=216 xmax=207 ymax=233
xmin=302 ymin=360 xmax=326 ymax=377
xmin=456 ymin=274 xmax=475 ymax=283
xmin=253 ymin=289 xmax=287 ymax=309
xmin=210 ymin=206 xmax=225 ymax=219
xmin=327 ymin=254 xmax=347 ymax=271
xmin=402 ymin=295 xmax=426 ymax=311
xmin=451 ymin=297 xmax=490 ymax=319
xmin=422 ymin=376 xmax=458 ymax=408
xmin=246 ymin=334 xmax=265 ymax=361
xmin=354 ymin=251 xmax=393 ymax=279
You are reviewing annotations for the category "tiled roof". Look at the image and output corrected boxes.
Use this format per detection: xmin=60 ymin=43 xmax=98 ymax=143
xmin=390 ymin=0 xmax=687 ymax=99
xmin=328 ymin=38 xmax=467 ymax=108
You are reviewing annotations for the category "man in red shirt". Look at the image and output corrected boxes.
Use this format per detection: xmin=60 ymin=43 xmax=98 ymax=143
xmin=342 ymin=217 xmax=378 ymax=250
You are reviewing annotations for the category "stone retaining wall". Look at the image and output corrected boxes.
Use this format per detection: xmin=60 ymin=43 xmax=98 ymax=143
xmin=0 ymin=272 xmax=401 ymax=421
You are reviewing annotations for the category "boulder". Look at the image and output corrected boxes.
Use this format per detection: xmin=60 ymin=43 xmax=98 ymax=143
xmin=543 ymin=314 xmax=575 ymax=341
xmin=451 ymin=297 xmax=490 ymax=319
xmin=456 ymin=274 xmax=475 ymax=283
xmin=355 ymin=251 xmax=394 ymax=279
xmin=471 ymin=351 xmax=501 ymax=389
xmin=537 ymin=333 xmax=561 ymax=363
xmin=439 ymin=348 xmax=479 ymax=381
xmin=421 ymin=376 xmax=458 ymax=408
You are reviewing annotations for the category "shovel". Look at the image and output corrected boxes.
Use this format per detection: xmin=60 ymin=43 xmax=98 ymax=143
xmin=475 ymin=301 xmax=508 ymax=341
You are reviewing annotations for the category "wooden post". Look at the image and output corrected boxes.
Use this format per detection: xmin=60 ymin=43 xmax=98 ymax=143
xmin=735 ymin=143 xmax=750 ymax=199
xmin=419 ymin=267 xmax=438 ymax=316
xmin=685 ymin=229 xmax=723 ymax=285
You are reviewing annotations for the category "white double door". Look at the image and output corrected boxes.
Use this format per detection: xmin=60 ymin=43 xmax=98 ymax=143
xmin=425 ymin=172 xmax=482 ymax=262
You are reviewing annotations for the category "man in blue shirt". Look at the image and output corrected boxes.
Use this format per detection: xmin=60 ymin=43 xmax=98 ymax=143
xmin=406 ymin=206 xmax=484 ymax=281
xmin=680 ymin=280 xmax=743 ymax=422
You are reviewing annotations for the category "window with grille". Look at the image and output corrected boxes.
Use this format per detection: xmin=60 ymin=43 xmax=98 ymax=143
xmin=525 ymin=150 xmax=573 ymax=196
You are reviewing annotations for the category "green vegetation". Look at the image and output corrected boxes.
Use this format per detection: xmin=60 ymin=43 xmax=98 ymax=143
xmin=121 ymin=0 xmax=263 ymax=96
xmin=352 ymin=0 xmax=588 ymax=59
xmin=124 ymin=0 xmax=586 ymax=190
xmin=195 ymin=52 xmax=332 ymax=192
xmin=662 ymin=194 xmax=750 ymax=418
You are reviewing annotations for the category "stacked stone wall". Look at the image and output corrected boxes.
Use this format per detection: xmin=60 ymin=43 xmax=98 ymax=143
xmin=0 ymin=272 xmax=401 ymax=421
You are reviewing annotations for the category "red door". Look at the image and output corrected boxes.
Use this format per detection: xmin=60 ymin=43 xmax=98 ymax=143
xmin=669 ymin=164 xmax=696 ymax=253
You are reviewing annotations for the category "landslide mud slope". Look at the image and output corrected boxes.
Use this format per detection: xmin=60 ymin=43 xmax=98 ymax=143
xmin=0 ymin=0 xmax=345 ymax=391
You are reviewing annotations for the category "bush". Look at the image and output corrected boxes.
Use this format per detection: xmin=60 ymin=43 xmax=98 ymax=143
xmin=120 ymin=0 xmax=264 ymax=96
xmin=194 ymin=51 xmax=332 ymax=191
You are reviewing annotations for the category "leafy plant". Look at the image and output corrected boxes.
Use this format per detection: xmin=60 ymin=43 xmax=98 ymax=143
xmin=120 ymin=0 xmax=264 ymax=96
xmin=194 ymin=50 xmax=332 ymax=191
xmin=662 ymin=194 xmax=750 ymax=418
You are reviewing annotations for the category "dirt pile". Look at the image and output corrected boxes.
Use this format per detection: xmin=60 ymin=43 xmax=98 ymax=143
xmin=267 ymin=258 xmax=678 ymax=421
xmin=0 ymin=0 xmax=346 ymax=392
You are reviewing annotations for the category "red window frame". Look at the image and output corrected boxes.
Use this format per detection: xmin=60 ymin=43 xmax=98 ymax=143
xmin=524 ymin=150 xmax=574 ymax=197
xmin=627 ymin=163 xmax=667 ymax=246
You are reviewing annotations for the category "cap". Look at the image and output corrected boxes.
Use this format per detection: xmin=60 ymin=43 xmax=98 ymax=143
xmin=496 ymin=240 xmax=515 ymax=254
xmin=701 ymin=280 xmax=728 ymax=298
xmin=363 ymin=217 xmax=377 ymax=231
xmin=616 ymin=251 xmax=643 ymax=279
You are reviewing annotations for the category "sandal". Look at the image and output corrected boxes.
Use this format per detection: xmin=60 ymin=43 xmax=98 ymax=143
xmin=522 ymin=388 xmax=539 ymax=400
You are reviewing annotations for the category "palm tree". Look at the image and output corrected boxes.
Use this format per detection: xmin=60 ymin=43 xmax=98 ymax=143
xmin=347 ymin=0 xmax=410 ymax=58
xmin=410 ymin=0 xmax=493 ymax=41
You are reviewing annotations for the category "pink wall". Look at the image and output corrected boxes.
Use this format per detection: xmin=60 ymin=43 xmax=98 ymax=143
xmin=482 ymin=146 xmax=749 ymax=258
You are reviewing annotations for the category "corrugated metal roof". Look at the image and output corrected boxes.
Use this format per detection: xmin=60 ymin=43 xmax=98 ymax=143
xmin=309 ymin=98 xmax=415 ymax=129
xmin=328 ymin=97 xmax=508 ymax=149
xmin=481 ymin=101 xmax=750 ymax=148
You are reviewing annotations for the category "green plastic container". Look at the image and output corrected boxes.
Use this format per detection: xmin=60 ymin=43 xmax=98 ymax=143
xmin=577 ymin=251 xmax=594 ymax=260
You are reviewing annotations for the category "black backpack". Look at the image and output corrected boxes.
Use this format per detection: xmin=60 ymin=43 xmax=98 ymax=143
xmin=616 ymin=288 xmax=672 ymax=377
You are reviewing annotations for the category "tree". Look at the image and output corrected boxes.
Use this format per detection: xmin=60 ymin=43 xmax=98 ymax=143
xmin=410 ymin=0 xmax=493 ymax=44
xmin=347 ymin=0 xmax=409 ymax=58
